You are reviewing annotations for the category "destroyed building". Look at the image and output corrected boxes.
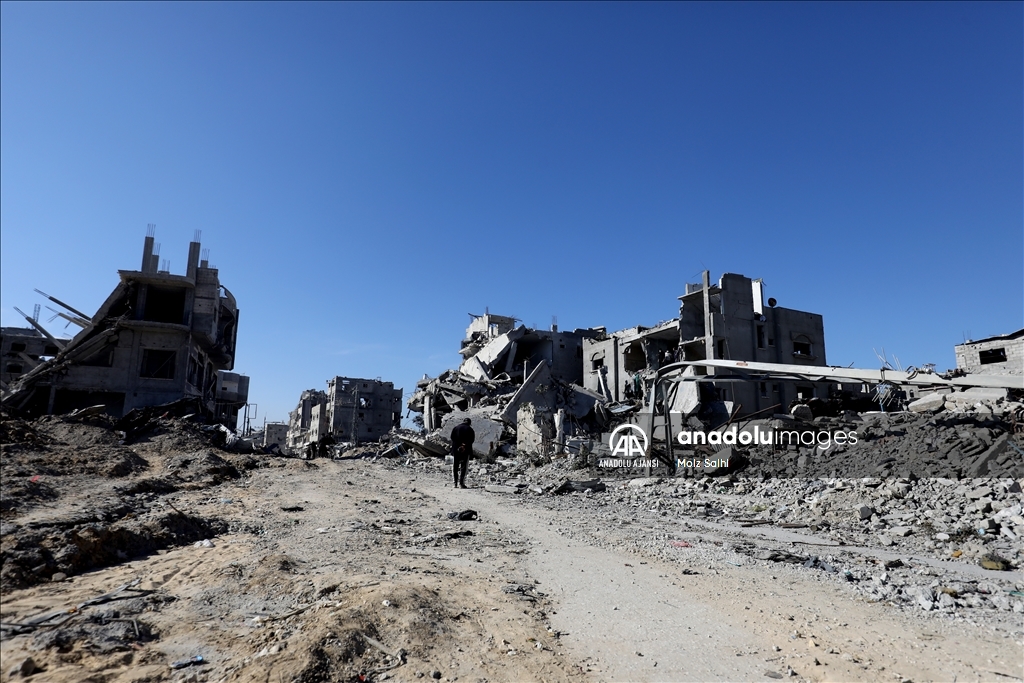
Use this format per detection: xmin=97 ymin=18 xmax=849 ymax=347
xmin=955 ymin=329 xmax=1023 ymax=377
xmin=583 ymin=271 xmax=829 ymax=418
xmin=263 ymin=421 xmax=288 ymax=450
xmin=1 ymin=228 xmax=248 ymax=427
xmin=286 ymin=389 xmax=327 ymax=455
xmin=286 ymin=377 xmax=402 ymax=455
xmin=405 ymin=315 xmax=607 ymax=458
xmin=1 ymin=327 xmax=71 ymax=386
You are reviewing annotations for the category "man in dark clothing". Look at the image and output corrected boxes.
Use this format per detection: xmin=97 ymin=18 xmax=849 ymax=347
xmin=450 ymin=418 xmax=474 ymax=489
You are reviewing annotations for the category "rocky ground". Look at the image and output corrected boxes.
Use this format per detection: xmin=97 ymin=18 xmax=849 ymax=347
xmin=1 ymin=410 xmax=1022 ymax=682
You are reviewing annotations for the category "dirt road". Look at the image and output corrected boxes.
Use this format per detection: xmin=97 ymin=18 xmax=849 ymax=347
xmin=2 ymin=454 xmax=1022 ymax=682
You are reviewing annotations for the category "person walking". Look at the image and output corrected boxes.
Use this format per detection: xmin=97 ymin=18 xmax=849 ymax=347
xmin=450 ymin=418 xmax=474 ymax=489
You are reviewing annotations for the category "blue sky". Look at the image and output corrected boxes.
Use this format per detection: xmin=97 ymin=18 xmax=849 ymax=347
xmin=2 ymin=2 xmax=1021 ymax=425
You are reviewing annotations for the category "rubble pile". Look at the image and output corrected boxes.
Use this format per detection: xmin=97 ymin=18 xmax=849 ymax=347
xmin=0 ymin=410 xmax=260 ymax=589
xmin=735 ymin=394 xmax=1023 ymax=479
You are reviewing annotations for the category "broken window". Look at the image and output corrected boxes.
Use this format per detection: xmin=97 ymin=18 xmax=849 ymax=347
xmin=979 ymin=348 xmax=1007 ymax=365
xmin=797 ymin=386 xmax=815 ymax=399
xmin=623 ymin=344 xmax=646 ymax=372
xmin=793 ymin=339 xmax=812 ymax=357
xmin=9 ymin=342 xmax=26 ymax=353
xmin=140 ymin=349 xmax=176 ymax=379
xmin=80 ymin=346 xmax=115 ymax=367
xmin=756 ymin=326 xmax=765 ymax=349
xmin=592 ymin=357 xmax=604 ymax=371
xmin=143 ymin=286 xmax=187 ymax=324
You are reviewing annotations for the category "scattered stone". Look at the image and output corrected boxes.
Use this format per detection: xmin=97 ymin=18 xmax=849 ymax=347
xmin=9 ymin=658 xmax=37 ymax=677
xmin=857 ymin=505 xmax=875 ymax=521
xmin=979 ymin=553 xmax=1011 ymax=571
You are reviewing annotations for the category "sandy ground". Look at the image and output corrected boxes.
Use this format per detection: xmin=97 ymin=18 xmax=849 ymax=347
xmin=2 ymin=455 xmax=1023 ymax=683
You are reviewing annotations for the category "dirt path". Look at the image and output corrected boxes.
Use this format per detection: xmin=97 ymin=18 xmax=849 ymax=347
xmin=2 ymin=457 xmax=1022 ymax=683
xmin=413 ymin=472 xmax=1024 ymax=683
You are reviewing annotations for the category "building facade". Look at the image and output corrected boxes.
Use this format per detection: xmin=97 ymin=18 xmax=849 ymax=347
xmin=2 ymin=229 xmax=245 ymax=424
xmin=955 ymin=330 xmax=1023 ymax=377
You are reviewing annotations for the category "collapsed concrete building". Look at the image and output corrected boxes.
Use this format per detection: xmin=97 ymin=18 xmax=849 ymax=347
xmin=405 ymin=314 xmax=608 ymax=458
xmin=584 ymin=272 xmax=830 ymax=419
xmin=286 ymin=377 xmax=402 ymax=456
xmin=0 ymin=228 xmax=249 ymax=428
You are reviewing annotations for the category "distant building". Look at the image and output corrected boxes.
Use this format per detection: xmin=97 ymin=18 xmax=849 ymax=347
xmin=584 ymin=271 xmax=829 ymax=416
xmin=955 ymin=329 xmax=1023 ymax=377
xmin=1 ymin=229 xmax=246 ymax=424
xmin=285 ymin=377 xmax=402 ymax=455
xmin=1 ymin=327 xmax=71 ymax=387
xmin=263 ymin=422 xmax=288 ymax=451
xmin=325 ymin=376 xmax=402 ymax=442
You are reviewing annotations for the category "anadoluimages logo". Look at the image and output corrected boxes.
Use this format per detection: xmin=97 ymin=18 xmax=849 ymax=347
xmin=609 ymin=424 xmax=649 ymax=457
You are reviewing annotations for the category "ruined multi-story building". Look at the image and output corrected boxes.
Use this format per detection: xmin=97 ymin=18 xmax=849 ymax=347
xmin=286 ymin=378 xmax=402 ymax=455
xmin=584 ymin=271 xmax=828 ymax=416
xmin=955 ymin=329 xmax=1023 ymax=377
xmin=1 ymin=228 xmax=247 ymax=426
xmin=325 ymin=376 xmax=403 ymax=442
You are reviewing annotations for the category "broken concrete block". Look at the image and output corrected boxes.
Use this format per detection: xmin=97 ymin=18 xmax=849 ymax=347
xmin=908 ymin=393 xmax=945 ymax=413
xmin=889 ymin=526 xmax=913 ymax=537
xmin=857 ymin=505 xmax=875 ymax=521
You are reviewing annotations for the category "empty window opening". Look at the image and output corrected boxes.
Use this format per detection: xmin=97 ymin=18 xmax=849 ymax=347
xmin=623 ymin=344 xmax=646 ymax=372
xmin=717 ymin=339 xmax=727 ymax=358
xmin=9 ymin=342 xmax=26 ymax=353
xmin=768 ymin=337 xmax=775 ymax=347
xmin=979 ymin=348 xmax=1007 ymax=365
xmin=797 ymin=386 xmax=815 ymax=399
xmin=43 ymin=345 xmax=60 ymax=356
xmin=592 ymin=357 xmax=604 ymax=371
xmin=759 ymin=382 xmax=768 ymax=398
xmin=793 ymin=340 xmax=812 ymax=357
xmin=143 ymin=286 xmax=187 ymax=324
xmin=80 ymin=346 xmax=115 ymax=367
xmin=5 ymin=363 xmax=24 ymax=374
xmin=756 ymin=326 xmax=765 ymax=349
xmin=140 ymin=349 xmax=176 ymax=379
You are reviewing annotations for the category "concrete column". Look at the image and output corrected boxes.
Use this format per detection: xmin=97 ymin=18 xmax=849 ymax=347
xmin=702 ymin=270 xmax=715 ymax=375
xmin=142 ymin=236 xmax=155 ymax=272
